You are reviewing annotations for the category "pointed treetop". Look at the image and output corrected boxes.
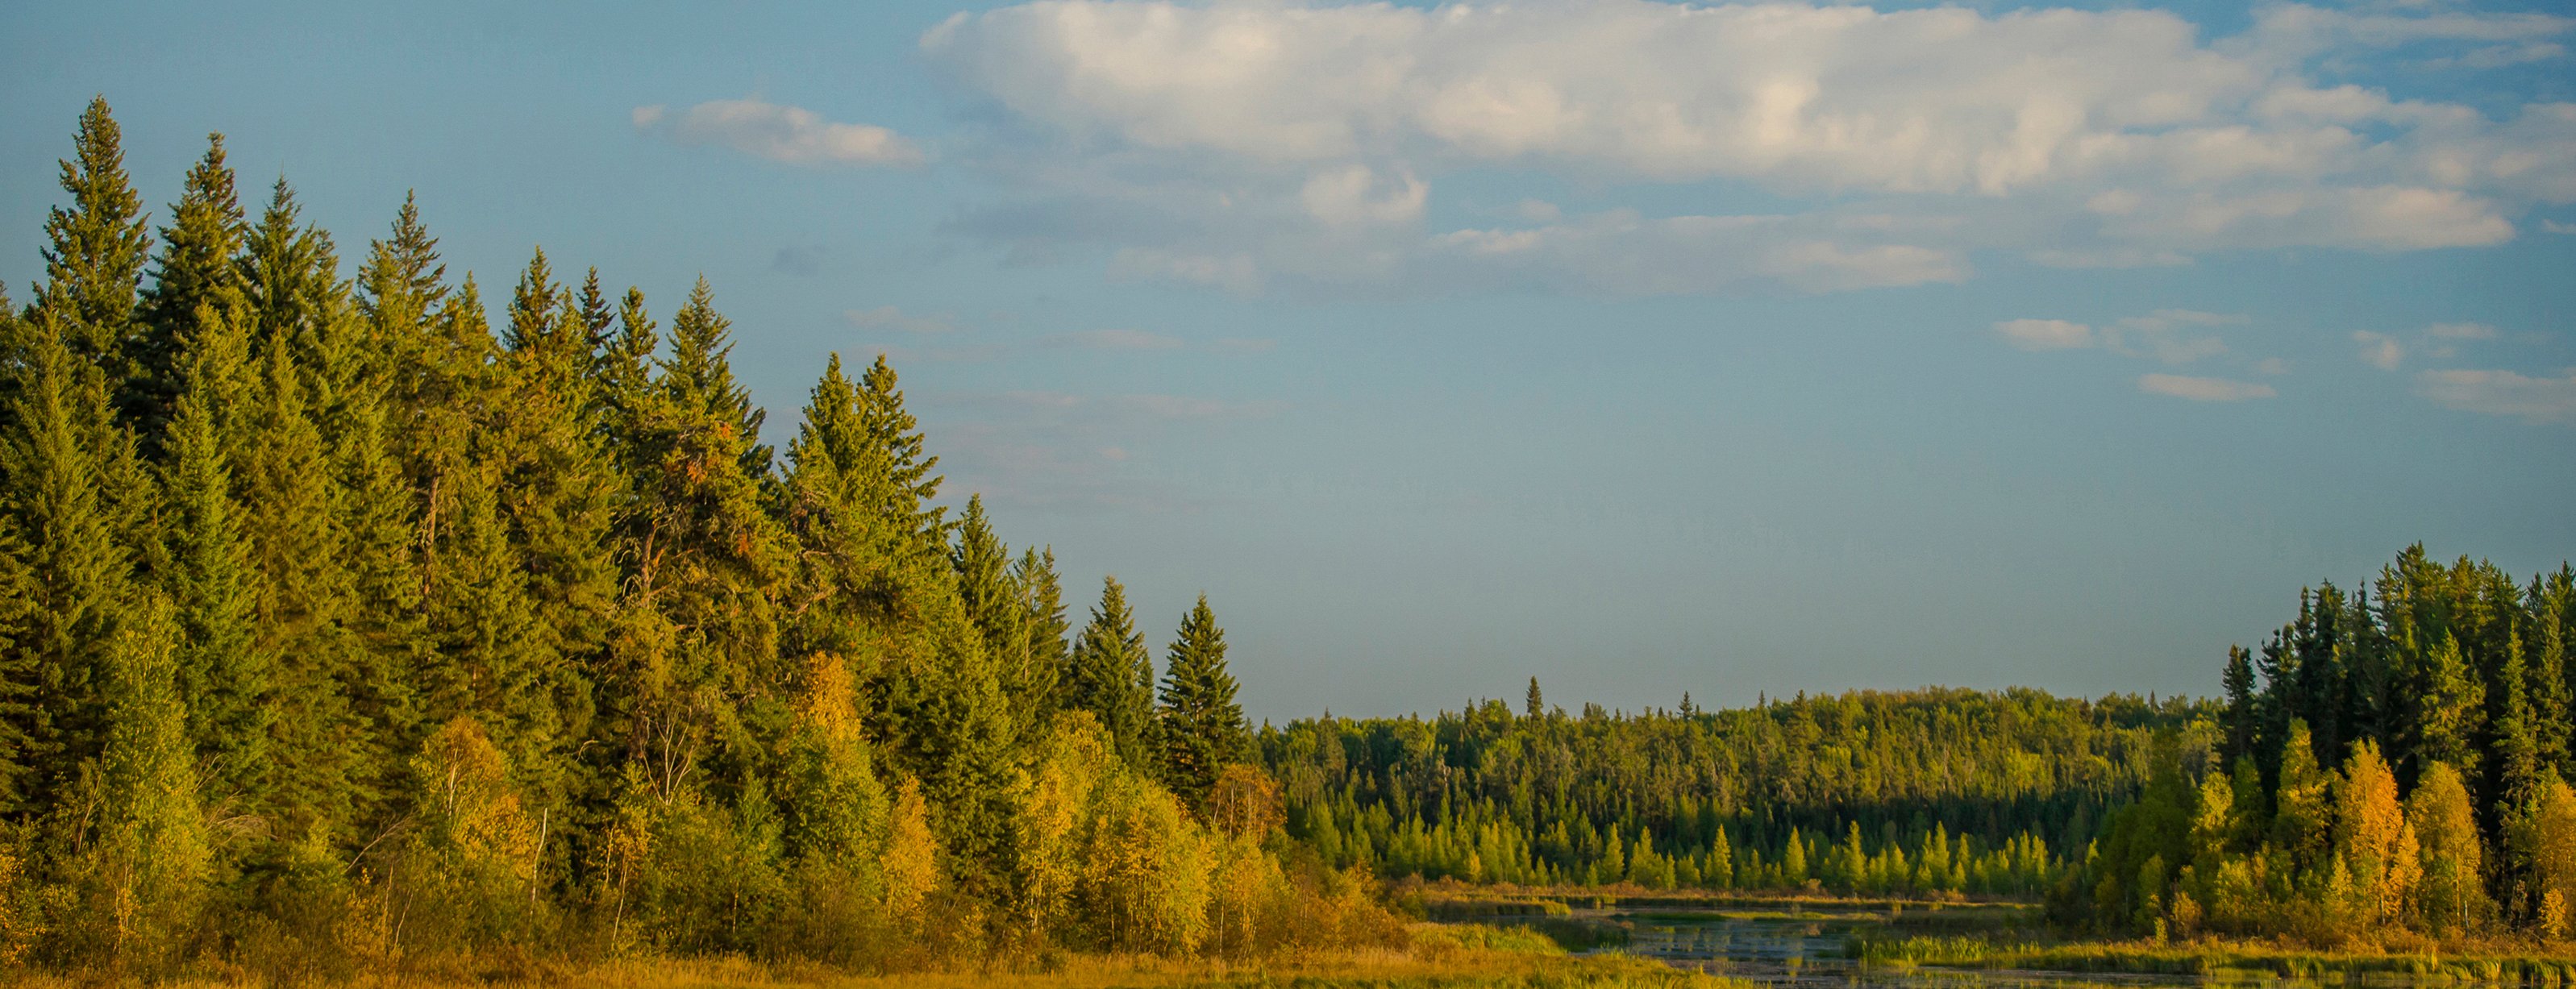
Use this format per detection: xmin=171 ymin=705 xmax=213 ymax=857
xmin=40 ymin=95 xmax=152 ymax=364
xmin=358 ymin=191 xmax=447 ymax=331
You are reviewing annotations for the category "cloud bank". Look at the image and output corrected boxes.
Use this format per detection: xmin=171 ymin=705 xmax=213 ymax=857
xmin=639 ymin=98 xmax=924 ymax=167
xmin=915 ymin=0 xmax=2574 ymax=296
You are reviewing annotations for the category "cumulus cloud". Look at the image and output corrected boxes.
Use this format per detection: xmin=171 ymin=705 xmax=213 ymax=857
xmin=911 ymin=0 xmax=2575 ymax=296
xmin=2139 ymin=373 xmax=2277 ymax=401
xmin=642 ymin=98 xmax=924 ymax=167
xmin=1996 ymin=318 xmax=2094 ymax=351
xmin=1994 ymin=309 xmax=2241 ymax=363
xmin=2354 ymin=330 xmax=2406 ymax=370
xmin=2416 ymin=368 xmax=2576 ymax=423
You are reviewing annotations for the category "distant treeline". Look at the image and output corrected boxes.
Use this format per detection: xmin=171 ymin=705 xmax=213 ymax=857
xmin=1262 ymin=687 xmax=2208 ymax=896
xmin=0 ymin=98 xmax=1396 ymax=977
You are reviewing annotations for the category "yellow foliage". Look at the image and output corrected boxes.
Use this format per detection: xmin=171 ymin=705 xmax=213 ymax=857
xmin=1017 ymin=714 xmax=1113 ymax=943
xmin=1209 ymin=763 xmax=1284 ymax=840
xmin=883 ymin=776 xmax=938 ymax=929
xmin=1080 ymin=772 xmax=1211 ymax=954
xmin=2528 ymin=775 xmax=2576 ymax=941
xmin=2407 ymin=761 xmax=2490 ymax=935
xmin=2333 ymin=740 xmax=2407 ymax=925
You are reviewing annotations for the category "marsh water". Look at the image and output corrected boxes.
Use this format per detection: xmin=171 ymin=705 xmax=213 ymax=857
xmin=1463 ymin=906 xmax=2233 ymax=989
xmin=1575 ymin=912 xmax=2181 ymax=989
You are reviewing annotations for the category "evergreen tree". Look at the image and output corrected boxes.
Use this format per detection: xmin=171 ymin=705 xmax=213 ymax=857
xmin=133 ymin=133 xmax=243 ymax=452
xmin=0 ymin=313 xmax=129 ymax=811
xmin=1159 ymin=595 xmax=1247 ymax=809
xmin=38 ymin=98 xmax=151 ymax=380
xmin=237 ymin=322 xmax=370 ymax=836
xmin=2221 ymin=646 xmax=2258 ymax=766
xmin=954 ymin=495 xmax=1037 ymax=719
xmin=1067 ymin=576 xmax=1155 ymax=770
xmin=1016 ymin=545 xmax=1069 ymax=726
xmin=157 ymin=290 xmax=271 ymax=804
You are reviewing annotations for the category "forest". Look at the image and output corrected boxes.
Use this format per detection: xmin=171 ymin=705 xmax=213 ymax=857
xmin=0 ymin=98 xmax=2569 ymax=981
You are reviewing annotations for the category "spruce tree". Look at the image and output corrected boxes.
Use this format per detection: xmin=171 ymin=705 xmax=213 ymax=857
xmin=953 ymin=495 xmax=1034 ymax=717
xmin=858 ymin=355 xmax=945 ymax=560
xmin=39 ymin=98 xmax=151 ymax=380
xmin=1067 ymin=576 xmax=1155 ymax=770
xmin=0 ymin=313 xmax=130 ymax=811
xmin=157 ymin=290 xmax=271 ymax=804
xmin=481 ymin=250 xmax=623 ymax=804
xmin=133 ymin=133 xmax=244 ymax=453
xmin=1014 ymin=545 xmax=1068 ymax=725
xmin=2221 ymin=646 xmax=2258 ymax=767
xmin=238 ymin=325 xmax=372 ymax=836
xmin=1158 ymin=594 xmax=1247 ymax=808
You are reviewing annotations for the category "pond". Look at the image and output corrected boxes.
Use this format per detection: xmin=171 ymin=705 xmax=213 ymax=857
xmin=1538 ymin=911 xmax=2207 ymax=989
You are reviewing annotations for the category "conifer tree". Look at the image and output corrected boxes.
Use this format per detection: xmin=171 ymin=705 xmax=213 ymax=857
xmin=39 ymin=98 xmax=151 ymax=380
xmin=481 ymin=250 xmax=623 ymax=804
xmin=2221 ymin=646 xmax=2258 ymax=766
xmin=2410 ymin=634 xmax=2485 ymax=782
xmin=1016 ymin=545 xmax=1069 ymax=724
xmin=238 ymin=322 xmax=371 ymax=835
xmin=954 ymin=495 xmax=1036 ymax=717
xmin=1067 ymin=576 xmax=1155 ymax=770
xmin=157 ymin=291 xmax=271 ymax=804
xmin=133 ymin=133 xmax=243 ymax=451
xmin=1159 ymin=595 xmax=1247 ymax=809
xmin=858 ymin=355 xmax=945 ymax=559
xmin=0 ymin=313 xmax=129 ymax=811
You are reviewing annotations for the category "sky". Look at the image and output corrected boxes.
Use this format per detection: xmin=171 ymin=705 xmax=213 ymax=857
xmin=5 ymin=0 xmax=2572 ymax=723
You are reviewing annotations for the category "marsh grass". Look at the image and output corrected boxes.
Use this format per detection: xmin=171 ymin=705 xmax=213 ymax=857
xmin=6 ymin=925 xmax=1741 ymax=989
xmin=1852 ymin=934 xmax=2576 ymax=986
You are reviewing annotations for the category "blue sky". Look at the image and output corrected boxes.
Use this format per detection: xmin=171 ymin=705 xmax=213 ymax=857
xmin=6 ymin=0 xmax=2572 ymax=721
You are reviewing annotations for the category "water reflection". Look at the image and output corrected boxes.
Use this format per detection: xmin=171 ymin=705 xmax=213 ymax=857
xmin=1568 ymin=913 xmax=2201 ymax=989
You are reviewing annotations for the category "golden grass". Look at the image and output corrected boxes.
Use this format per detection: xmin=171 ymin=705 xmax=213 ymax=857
xmin=23 ymin=925 xmax=1743 ymax=989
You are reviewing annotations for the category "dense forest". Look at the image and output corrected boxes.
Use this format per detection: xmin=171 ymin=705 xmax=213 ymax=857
xmin=3 ymin=98 xmax=2570 ymax=979
xmin=0 ymin=99 xmax=1392 ymax=976
xmin=1259 ymin=688 xmax=2192 ymax=896
xmin=2074 ymin=548 xmax=2576 ymax=943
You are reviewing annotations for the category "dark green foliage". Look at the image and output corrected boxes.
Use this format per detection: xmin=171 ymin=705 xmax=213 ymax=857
xmin=0 ymin=312 xmax=130 ymax=811
xmin=157 ymin=289 xmax=270 ymax=804
xmin=1067 ymin=576 xmax=1156 ymax=770
xmin=1159 ymin=594 xmax=1246 ymax=808
xmin=39 ymin=98 xmax=151 ymax=376
xmin=132 ymin=133 xmax=243 ymax=451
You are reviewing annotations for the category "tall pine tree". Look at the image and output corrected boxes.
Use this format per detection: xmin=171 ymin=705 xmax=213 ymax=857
xmin=1158 ymin=595 xmax=1248 ymax=809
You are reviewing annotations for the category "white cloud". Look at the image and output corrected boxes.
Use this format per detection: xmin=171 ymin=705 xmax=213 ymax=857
xmin=1039 ymin=328 xmax=1187 ymax=350
xmin=2256 ymin=357 xmax=2290 ymax=376
xmin=918 ymin=0 xmax=2574 ymax=296
xmin=845 ymin=305 xmax=961 ymax=334
xmin=2354 ymin=330 xmax=2406 ymax=370
xmin=1995 ymin=318 xmax=2094 ymax=351
xmin=2416 ymin=368 xmax=2576 ymax=423
xmin=644 ymin=98 xmax=924 ymax=167
xmin=2546 ymin=219 xmax=2576 ymax=234
xmin=2139 ymin=373 xmax=2277 ymax=401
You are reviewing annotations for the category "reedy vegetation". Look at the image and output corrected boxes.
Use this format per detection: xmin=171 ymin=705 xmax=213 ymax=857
xmin=0 ymin=100 xmax=1384 ymax=977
